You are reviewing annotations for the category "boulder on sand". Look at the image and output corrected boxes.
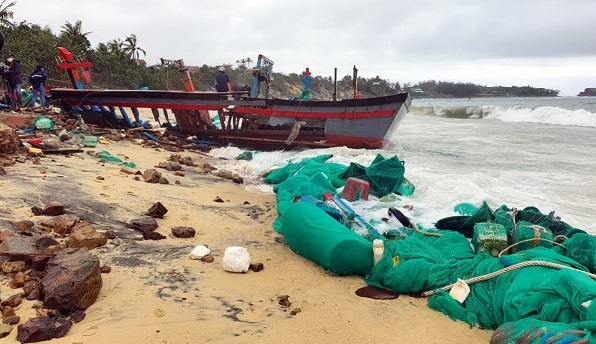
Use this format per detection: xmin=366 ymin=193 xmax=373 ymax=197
xmin=41 ymin=248 xmax=102 ymax=312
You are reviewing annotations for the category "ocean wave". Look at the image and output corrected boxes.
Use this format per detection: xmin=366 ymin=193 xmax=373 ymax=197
xmin=410 ymin=105 xmax=596 ymax=128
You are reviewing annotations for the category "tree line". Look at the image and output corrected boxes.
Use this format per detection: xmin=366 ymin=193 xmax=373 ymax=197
xmin=0 ymin=1 xmax=559 ymax=99
xmin=406 ymin=80 xmax=559 ymax=98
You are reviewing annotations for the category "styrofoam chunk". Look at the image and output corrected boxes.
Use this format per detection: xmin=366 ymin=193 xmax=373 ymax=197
xmin=189 ymin=245 xmax=211 ymax=260
xmin=222 ymin=246 xmax=251 ymax=273
xmin=449 ymin=279 xmax=470 ymax=304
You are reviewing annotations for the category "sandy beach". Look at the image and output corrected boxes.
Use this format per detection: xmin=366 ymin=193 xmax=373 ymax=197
xmin=0 ymin=134 xmax=493 ymax=343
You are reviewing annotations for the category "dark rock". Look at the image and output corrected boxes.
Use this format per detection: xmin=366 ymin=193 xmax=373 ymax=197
xmin=215 ymin=169 xmax=233 ymax=180
xmin=40 ymin=214 xmax=79 ymax=234
xmin=96 ymin=176 xmax=104 ymax=181
xmin=2 ymin=306 xmax=15 ymax=318
xmin=41 ymin=248 xmax=102 ymax=312
xmin=23 ymin=279 xmax=40 ymax=295
xmin=42 ymin=201 xmax=66 ymax=216
xmin=104 ymin=229 xmax=116 ymax=239
xmin=1 ymin=260 xmax=27 ymax=273
xmin=100 ymin=266 xmax=111 ymax=273
xmin=1 ymin=294 xmax=23 ymax=307
xmin=69 ymin=310 xmax=86 ymax=323
xmin=8 ymin=272 xmax=26 ymax=288
xmin=243 ymin=201 xmax=250 ymax=205
xmin=16 ymin=316 xmax=73 ymax=343
xmin=145 ymin=202 xmax=168 ymax=219
xmin=142 ymin=169 xmax=161 ymax=183
xmin=249 ymin=263 xmax=264 ymax=272
xmin=213 ymin=196 xmax=224 ymax=203
xmin=171 ymin=226 xmax=195 ymax=238
xmin=165 ymin=162 xmax=182 ymax=171
xmin=67 ymin=223 xmax=107 ymax=250
xmin=0 ymin=167 xmax=6 ymax=176
xmin=0 ymin=323 xmax=13 ymax=339
xmin=120 ymin=167 xmax=135 ymax=175
xmin=142 ymin=232 xmax=166 ymax=240
xmin=0 ymin=229 xmax=15 ymax=242
xmin=31 ymin=256 xmax=50 ymax=271
xmin=34 ymin=236 xmax=60 ymax=251
xmin=158 ymin=177 xmax=169 ymax=184
xmin=174 ymin=170 xmax=185 ymax=177
xmin=290 ymin=308 xmax=302 ymax=316
xmin=129 ymin=217 xmax=159 ymax=233
xmin=11 ymin=220 xmax=35 ymax=232
xmin=197 ymin=163 xmax=217 ymax=173
xmin=277 ymin=295 xmax=291 ymax=308
xmin=25 ymin=288 xmax=41 ymax=301
xmin=31 ymin=207 xmax=43 ymax=216
xmin=3 ymin=315 xmax=20 ymax=325
xmin=175 ymin=180 xmax=181 ymax=185
xmin=231 ymin=174 xmax=244 ymax=184
xmin=0 ymin=236 xmax=37 ymax=255
xmin=201 ymin=255 xmax=214 ymax=263
xmin=354 ymin=285 xmax=400 ymax=300
xmin=133 ymin=176 xmax=140 ymax=181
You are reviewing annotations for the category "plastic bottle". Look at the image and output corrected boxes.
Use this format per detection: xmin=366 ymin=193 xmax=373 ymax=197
xmin=373 ymin=239 xmax=384 ymax=265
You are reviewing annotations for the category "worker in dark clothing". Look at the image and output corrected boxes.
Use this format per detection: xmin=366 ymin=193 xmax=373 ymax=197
xmin=214 ymin=66 xmax=231 ymax=92
xmin=5 ymin=53 xmax=22 ymax=107
xmin=29 ymin=64 xmax=48 ymax=107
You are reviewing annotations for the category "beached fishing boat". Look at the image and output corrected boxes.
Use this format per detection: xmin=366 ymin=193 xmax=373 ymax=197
xmin=50 ymin=48 xmax=411 ymax=150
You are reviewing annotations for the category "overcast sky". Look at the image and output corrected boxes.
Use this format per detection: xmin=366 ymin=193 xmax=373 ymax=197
xmin=12 ymin=0 xmax=596 ymax=95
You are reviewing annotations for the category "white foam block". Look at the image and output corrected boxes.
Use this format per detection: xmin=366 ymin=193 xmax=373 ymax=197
xmin=189 ymin=245 xmax=211 ymax=260
xmin=222 ymin=246 xmax=251 ymax=273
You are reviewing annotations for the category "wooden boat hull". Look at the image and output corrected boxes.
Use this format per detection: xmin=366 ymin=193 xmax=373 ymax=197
xmin=51 ymin=88 xmax=411 ymax=150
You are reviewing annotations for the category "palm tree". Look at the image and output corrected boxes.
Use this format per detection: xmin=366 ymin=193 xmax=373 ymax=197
xmin=123 ymin=34 xmax=146 ymax=60
xmin=0 ymin=0 xmax=16 ymax=28
xmin=245 ymin=57 xmax=253 ymax=67
xmin=60 ymin=20 xmax=91 ymax=39
xmin=59 ymin=20 xmax=92 ymax=55
xmin=107 ymin=38 xmax=125 ymax=54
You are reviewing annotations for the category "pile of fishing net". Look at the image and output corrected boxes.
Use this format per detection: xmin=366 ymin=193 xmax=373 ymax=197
xmin=264 ymin=155 xmax=596 ymax=343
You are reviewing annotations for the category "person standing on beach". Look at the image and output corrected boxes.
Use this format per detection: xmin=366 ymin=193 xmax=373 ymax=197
xmin=5 ymin=53 xmax=23 ymax=107
xmin=29 ymin=64 xmax=48 ymax=107
xmin=214 ymin=66 xmax=231 ymax=92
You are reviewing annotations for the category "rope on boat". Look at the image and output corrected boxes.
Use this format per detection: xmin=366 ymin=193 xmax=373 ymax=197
xmin=421 ymin=260 xmax=596 ymax=297
xmin=286 ymin=121 xmax=302 ymax=145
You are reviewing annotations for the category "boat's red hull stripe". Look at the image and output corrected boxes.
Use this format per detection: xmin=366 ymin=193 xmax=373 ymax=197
xmin=232 ymin=106 xmax=396 ymax=119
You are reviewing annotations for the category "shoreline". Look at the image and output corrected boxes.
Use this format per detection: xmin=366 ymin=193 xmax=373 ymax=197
xmin=0 ymin=139 xmax=493 ymax=343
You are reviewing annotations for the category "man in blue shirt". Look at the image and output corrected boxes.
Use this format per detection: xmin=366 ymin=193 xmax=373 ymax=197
xmin=29 ymin=64 xmax=48 ymax=107
xmin=214 ymin=66 xmax=231 ymax=92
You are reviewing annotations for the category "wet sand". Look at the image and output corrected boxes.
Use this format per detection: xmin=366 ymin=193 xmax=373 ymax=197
xmin=0 ymin=140 xmax=493 ymax=343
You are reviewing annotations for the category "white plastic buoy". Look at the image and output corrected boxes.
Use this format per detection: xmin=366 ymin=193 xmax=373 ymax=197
xmin=373 ymin=239 xmax=384 ymax=265
xmin=188 ymin=245 xmax=211 ymax=260
xmin=449 ymin=279 xmax=471 ymax=304
xmin=222 ymin=246 xmax=251 ymax=273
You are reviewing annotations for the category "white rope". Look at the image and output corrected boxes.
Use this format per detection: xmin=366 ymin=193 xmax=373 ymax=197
xmin=421 ymin=260 xmax=596 ymax=297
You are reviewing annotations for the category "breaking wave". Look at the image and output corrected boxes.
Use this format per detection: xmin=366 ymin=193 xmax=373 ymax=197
xmin=410 ymin=105 xmax=596 ymax=128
